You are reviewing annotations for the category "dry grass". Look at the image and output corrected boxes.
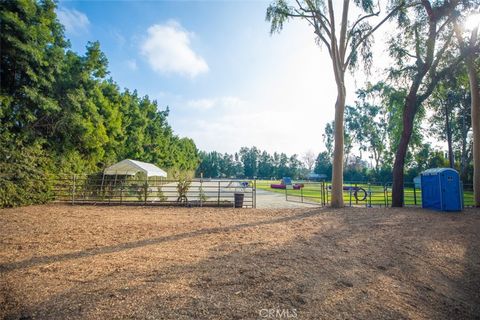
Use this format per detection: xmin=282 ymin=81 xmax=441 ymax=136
xmin=1 ymin=204 xmax=479 ymax=319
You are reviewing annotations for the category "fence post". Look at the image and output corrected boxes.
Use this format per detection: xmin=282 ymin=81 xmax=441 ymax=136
xmin=301 ymin=187 xmax=303 ymax=203
xmin=319 ymin=182 xmax=322 ymax=206
xmin=200 ymin=179 xmax=203 ymax=207
xmin=144 ymin=180 xmax=148 ymax=205
xmin=72 ymin=174 xmax=76 ymax=205
xmin=355 ymin=183 xmax=358 ymax=205
xmin=83 ymin=175 xmax=87 ymax=202
xmin=100 ymin=174 xmax=105 ymax=203
xmin=413 ymin=185 xmax=417 ymax=205
xmin=385 ymin=185 xmax=389 ymax=207
xmin=349 ymin=188 xmax=352 ymax=207
xmin=285 ymin=187 xmax=288 ymax=201
xmin=254 ymin=179 xmax=257 ymax=208
xmin=217 ymin=181 xmax=221 ymax=207
xmin=120 ymin=180 xmax=123 ymax=204
xmin=112 ymin=173 xmax=118 ymax=204
xmin=322 ymin=182 xmax=326 ymax=206
xmin=368 ymin=183 xmax=372 ymax=208
xmin=326 ymin=183 xmax=329 ymax=205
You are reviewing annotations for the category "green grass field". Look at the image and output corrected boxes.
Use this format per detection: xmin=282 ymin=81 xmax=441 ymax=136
xmin=255 ymin=180 xmax=475 ymax=207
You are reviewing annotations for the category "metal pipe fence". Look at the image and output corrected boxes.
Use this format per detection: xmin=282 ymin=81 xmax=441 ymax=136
xmin=284 ymin=180 xmax=475 ymax=208
xmin=52 ymin=175 xmax=256 ymax=208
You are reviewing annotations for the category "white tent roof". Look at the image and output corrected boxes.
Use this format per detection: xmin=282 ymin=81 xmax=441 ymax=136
xmin=104 ymin=159 xmax=167 ymax=177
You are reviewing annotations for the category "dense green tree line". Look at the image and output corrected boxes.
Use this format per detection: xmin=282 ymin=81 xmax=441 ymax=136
xmin=0 ymin=0 xmax=198 ymax=207
xmin=196 ymin=147 xmax=307 ymax=179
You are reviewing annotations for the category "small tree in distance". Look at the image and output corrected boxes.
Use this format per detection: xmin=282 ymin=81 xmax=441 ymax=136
xmin=266 ymin=0 xmax=405 ymax=207
xmin=302 ymin=150 xmax=316 ymax=172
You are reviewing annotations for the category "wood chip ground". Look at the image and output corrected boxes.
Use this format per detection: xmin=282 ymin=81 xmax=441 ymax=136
xmin=1 ymin=205 xmax=479 ymax=319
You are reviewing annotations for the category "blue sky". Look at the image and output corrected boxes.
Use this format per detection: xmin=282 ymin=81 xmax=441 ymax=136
xmin=57 ymin=0 xmax=381 ymax=156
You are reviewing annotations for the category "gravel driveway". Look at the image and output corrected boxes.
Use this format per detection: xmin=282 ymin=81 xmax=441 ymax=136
xmin=255 ymin=189 xmax=319 ymax=208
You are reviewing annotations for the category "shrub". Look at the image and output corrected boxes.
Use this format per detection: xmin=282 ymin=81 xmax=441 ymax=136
xmin=0 ymin=137 xmax=53 ymax=208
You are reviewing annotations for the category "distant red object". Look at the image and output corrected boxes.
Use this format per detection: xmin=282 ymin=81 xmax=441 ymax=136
xmin=270 ymin=184 xmax=285 ymax=189
xmin=270 ymin=183 xmax=304 ymax=190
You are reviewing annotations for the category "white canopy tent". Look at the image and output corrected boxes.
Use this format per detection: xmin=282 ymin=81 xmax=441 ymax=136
xmin=104 ymin=159 xmax=167 ymax=177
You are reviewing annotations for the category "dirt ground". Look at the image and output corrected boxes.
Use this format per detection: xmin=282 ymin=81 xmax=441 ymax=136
xmin=1 ymin=205 xmax=479 ymax=320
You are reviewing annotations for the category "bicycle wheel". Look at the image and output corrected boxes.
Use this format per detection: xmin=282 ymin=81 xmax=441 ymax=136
xmin=177 ymin=195 xmax=188 ymax=206
xmin=354 ymin=188 xmax=367 ymax=201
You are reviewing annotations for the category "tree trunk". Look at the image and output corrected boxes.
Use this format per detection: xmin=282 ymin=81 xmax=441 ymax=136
xmin=392 ymin=87 xmax=420 ymax=207
xmin=445 ymin=101 xmax=454 ymax=168
xmin=373 ymin=148 xmax=380 ymax=173
xmin=331 ymin=83 xmax=346 ymax=208
xmin=391 ymin=0 xmax=447 ymax=207
xmin=460 ymin=108 xmax=469 ymax=181
xmin=466 ymin=56 xmax=480 ymax=206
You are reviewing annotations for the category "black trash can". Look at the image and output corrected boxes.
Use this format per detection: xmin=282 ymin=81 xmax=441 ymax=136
xmin=234 ymin=192 xmax=244 ymax=208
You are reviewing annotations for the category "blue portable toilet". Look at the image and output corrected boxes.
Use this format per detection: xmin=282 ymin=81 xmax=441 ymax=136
xmin=421 ymin=168 xmax=463 ymax=211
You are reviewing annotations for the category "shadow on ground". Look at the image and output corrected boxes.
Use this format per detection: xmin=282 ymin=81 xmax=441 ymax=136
xmin=2 ymin=207 xmax=480 ymax=319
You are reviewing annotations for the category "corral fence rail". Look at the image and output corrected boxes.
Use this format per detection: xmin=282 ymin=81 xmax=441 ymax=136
xmin=284 ymin=180 xmax=475 ymax=208
xmin=51 ymin=175 xmax=256 ymax=208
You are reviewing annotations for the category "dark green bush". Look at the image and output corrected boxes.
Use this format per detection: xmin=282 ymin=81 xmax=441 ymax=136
xmin=0 ymin=137 xmax=53 ymax=208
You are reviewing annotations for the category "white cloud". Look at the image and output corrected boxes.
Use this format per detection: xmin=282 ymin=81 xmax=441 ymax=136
xmin=141 ymin=20 xmax=209 ymax=78
xmin=126 ymin=59 xmax=138 ymax=71
xmin=57 ymin=7 xmax=90 ymax=35
xmin=186 ymin=96 xmax=244 ymax=110
xmin=187 ymin=98 xmax=216 ymax=110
